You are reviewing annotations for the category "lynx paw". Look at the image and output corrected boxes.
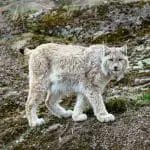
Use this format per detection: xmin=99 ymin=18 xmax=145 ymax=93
xmin=72 ymin=114 xmax=87 ymax=122
xmin=30 ymin=118 xmax=45 ymax=127
xmin=97 ymin=114 xmax=115 ymax=122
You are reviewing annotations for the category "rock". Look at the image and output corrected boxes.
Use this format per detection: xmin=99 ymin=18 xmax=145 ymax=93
xmin=11 ymin=33 xmax=33 ymax=51
xmin=93 ymin=31 xmax=105 ymax=39
xmin=26 ymin=0 xmax=56 ymax=11
xmin=134 ymin=77 xmax=150 ymax=85
xmin=42 ymin=124 xmax=63 ymax=134
xmin=47 ymin=123 xmax=63 ymax=131
xmin=28 ymin=9 xmax=44 ymax=19
xmin=11 ymin=39 xmax=29 ymax=51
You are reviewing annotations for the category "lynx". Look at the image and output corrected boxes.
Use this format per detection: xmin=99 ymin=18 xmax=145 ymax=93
xmin=25 ymin=43 xmax=129 ymax=127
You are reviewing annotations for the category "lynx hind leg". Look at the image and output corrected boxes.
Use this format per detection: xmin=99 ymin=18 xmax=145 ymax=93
xmin=72 ymin=94 xmax=87 ymax=122
xmin=26 ymin=52 xmax=52 ymax=127
xmin=26 ymin=88 xmax=45 ymax=127
xmin=45 ymin=92 xmax=73 ymax=118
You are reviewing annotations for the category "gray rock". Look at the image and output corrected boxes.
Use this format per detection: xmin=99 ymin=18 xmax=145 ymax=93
xmin=11 ymin=33 xmax=33 ymax=50
xmin=134 ymin=77 xmax=150 ymax=85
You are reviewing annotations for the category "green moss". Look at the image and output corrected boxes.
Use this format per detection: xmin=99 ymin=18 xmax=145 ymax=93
xmin=136 ymin=93 xmax=150 ymax=106
xmin=92 ymin=21 xmax=150 ymax=44
xmin=86 ymin=98 xmax=129 ymax=115
xmin=92 ymin=28 xmax=132 ymax=44
xmin=40 ymin=9 xmax=72 ymax=28
xmin=29 ymin=33 xmax=78 ymax=48
xmin=29 ymin=34 xmax=47 ymax=47
xmin=133 ymin=1 xmax=150 ymax=7
xmin=32 ymin=34 xmax=45 ymax=43
xmin=106 ymin=98 xmax=128 ymax=114
xmin=27 ymin=22 xmax=41 ymax=32
xmin=96 ymin=4 xmax=109 ymax=17
xmin=137 ymin=27 xmax=150 ymax=37
xmin=27 ymin=8 xmax=72 ymax=33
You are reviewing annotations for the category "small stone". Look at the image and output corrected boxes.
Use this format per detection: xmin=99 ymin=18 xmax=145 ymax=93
xmin=11 ymin=34 xmax=33 ymax=51
xmin=42 ymin=123 xmax=63 ymax=134
xmin=11 ymin=40 xmax=28 ymax=51
xmin=28 ymin=9 xmax=43 ymax=19
xmin=93 ymin=31 xmax=105 ymax=40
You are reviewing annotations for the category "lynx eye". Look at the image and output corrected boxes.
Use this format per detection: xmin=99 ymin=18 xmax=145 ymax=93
xmin=109 ymin=58 xmax=113 ymax=61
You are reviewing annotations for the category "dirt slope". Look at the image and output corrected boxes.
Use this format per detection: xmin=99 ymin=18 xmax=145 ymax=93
xmin=0 ymin=0 xmax=150 ymax=150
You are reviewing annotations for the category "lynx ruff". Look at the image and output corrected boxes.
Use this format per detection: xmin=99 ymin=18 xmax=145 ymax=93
xmin=25 ymin=43 xmax=129 ymax=127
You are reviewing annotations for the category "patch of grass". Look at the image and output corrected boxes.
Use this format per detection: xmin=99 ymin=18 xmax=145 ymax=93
xmin=136 ymin=93 xmax=150 ymax=106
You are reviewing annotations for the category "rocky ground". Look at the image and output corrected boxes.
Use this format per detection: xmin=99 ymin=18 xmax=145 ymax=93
xmin=0 ymin=0 xmax=150 ymax=150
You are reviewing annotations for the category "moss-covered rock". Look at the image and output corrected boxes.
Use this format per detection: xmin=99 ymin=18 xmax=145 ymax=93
xmin=106 ymin=98 xmax=128 ymax=114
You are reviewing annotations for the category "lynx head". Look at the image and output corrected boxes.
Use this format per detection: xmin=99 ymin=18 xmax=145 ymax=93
xmin=101 ymin=45 xmax=129 ymax=81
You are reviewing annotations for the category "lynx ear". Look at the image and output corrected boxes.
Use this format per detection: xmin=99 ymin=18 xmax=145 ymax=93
xmin=121 ymin=45 xmax=127 ymax=55
xmin=103 ymin=45 xmax=111 ymax=56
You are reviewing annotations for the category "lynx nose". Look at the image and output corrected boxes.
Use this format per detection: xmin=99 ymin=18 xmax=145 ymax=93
xmin=114 ymin=66 xmax=118 ymax=71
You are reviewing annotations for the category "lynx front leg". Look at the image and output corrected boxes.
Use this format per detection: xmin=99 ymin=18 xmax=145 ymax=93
xmin=85 ymin=88 xmax=115 ymax=122
xmin=45 ymin=91 xmax=73 ymax=118
xmin=72 ymin=94 xmax=88 ymax=122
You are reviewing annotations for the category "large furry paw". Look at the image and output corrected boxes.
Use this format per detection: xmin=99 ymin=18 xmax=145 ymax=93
xmin=72 ymin=114 xmax=87 ymax=122
xmin=30 ymin=118 xmax=45 ymax=127
xmin=97 ymin=114 xmax=115 ymax=122
xmin=63 ymin=110 xmax=73 ymax=118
